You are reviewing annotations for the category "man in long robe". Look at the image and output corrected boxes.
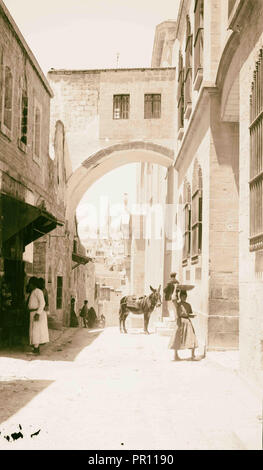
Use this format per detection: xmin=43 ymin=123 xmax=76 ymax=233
xmin=27 ymin=277 xmax=49 ymax=355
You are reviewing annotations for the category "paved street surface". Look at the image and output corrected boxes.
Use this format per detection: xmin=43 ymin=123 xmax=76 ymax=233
xmin=0 ymin=327 xmax=262 ymax=450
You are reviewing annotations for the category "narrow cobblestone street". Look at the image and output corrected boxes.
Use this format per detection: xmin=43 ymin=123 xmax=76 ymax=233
xmin=0 ymin=327 xmax=262 ymax=450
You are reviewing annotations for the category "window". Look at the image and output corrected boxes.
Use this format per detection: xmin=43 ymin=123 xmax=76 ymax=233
xmin=113 ymin=95 xmax=129 ymax=119
xmin=33 ymin=104 xmax=41 ymax=159
xmin=1 ymin=66 xmax=13 ymax=136
xmin=56 ymin=276 xmax=63 ymax=309
xmin=183 ymin=180 xmax=191 ymax=263
xmin=144 ymin=94 xmax=161 ymax=119
xmin=191 ymin=161 xmax=203 ymax=259
xmin=249 ymin=48 xmax=263 ymax=251
xmin=73 ymin=239 xmax=77 ymax=253
xmin=177 ymin=51 xmax=184 ymax=132
xmin=194 ymin=0 xmax=204 ymax=87
xmin=184 ymin=16 xmax=193 ymax=117
xmin=20 ymin=90 xmax=28 ymax=147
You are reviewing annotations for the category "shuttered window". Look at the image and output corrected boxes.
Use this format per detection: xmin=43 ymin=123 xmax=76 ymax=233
xmin=144 ymin=94 xmax=161 ymax=119
xmin=191 ymin=162 xmax=203 ymax=258
xmin=249 ymin=48 xmax=263 ymax=251
xmin=113 ymin=95 xmax=130 ymax=119
xmin=177 ymin=51 xmax=184 ymax=130
xmin=183 ymin=180 xmax=191 ymax=264
xmin=184 ymin=16 xmax=193 ymax=111
xmin=194 ymin=0 xmax=204 ymax=81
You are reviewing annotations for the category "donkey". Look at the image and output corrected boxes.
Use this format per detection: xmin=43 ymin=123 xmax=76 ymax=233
xmin=119 ymin=285 xmax=162 ymax=334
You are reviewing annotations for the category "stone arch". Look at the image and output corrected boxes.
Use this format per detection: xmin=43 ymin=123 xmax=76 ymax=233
xmin=66 ymin=141 xmax=174 ymax=220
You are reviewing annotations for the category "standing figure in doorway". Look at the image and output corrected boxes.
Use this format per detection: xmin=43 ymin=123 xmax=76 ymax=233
xmin=70 ymin=298 xmax=79 ymax=327
xmin=27 ymin=276 xmax=49 ymax=355
xmin=79 ymin=300 xmax=89 ymax=328
xmin=169 ymin=290 xmax=199 ymax=361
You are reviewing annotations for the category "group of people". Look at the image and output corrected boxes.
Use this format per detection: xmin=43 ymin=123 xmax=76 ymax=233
xmin=27 ymin=278 xmax=100 ymax=355
xmin=163 ymin=272 xmax=201 ymax=362
xmin=79 ymin=300 xmax=97 ymax=328
xmin=25 ymin=271 xmax=199 ymax=358
xmin=70 ymin=298 xmax=98 ymax=329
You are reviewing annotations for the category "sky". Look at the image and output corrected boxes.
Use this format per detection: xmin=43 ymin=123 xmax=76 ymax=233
xmin=4 ymin=0 xmax=179 ymax=72
xmin=3 ymin=0 xmax=180 ymax=242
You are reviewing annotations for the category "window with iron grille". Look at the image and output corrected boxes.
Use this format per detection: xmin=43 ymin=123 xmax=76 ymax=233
xmin=184 ymin=16 xmax=193 ymax=111
xmin=249 ymin=48 xmax=263 ymax=251
xmin=56 ymin=276 xmax=63 ymax=309
xmin=194 ymin=0 xmax=204 ymax=81
xmin=183 ymin=180 xmax=191 ymax=263
xmin=113 ymin=94 xmax=129 ymax=119
xmin=191 ymin=162 xmax=203 ymax=258
xmin=144 ymin=94 xmax=161 ymax=119
xmin=177 ymin=51 xmax=184 ymax=130
xmin=3 ymin=66 xmax=13 ymax=131
xmin=20 ymin=90 xmax=28 ymax=146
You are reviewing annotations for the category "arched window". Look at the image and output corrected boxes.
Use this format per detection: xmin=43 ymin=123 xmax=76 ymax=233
xmin=182 ymin=179 xmax=191 ymax=263
xmin=3 ymin=66 xmax=13 ymax=131
xmin=249 ymin=48 xmax=263 ymax=251
xmin=177 ymin=51 xmax=184 ymax=133
xmin=184 ymin=15 xmax=193 ymax=117
xmin=194 ymin=0 xmax=204 ymax=90
xmin=192 ymin=161 xmax=203 ymax=258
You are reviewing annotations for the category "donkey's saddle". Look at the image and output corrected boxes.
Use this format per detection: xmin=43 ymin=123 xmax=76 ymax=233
xmin=125 ymin=295 xmax=146 ymax=310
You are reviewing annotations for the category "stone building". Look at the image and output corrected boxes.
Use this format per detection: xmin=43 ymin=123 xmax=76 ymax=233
xmin=47 ymin=66 xmax=176 ymax=227
xmin=47 ymin=66 xmax=177 ymax=307
xmin=0 ymin=1 xmax=92 ymax=345
xmin=2 ymin=0 xmax=259 ymax=385
xmin=139 ymin=0 xmax=263 ymax=387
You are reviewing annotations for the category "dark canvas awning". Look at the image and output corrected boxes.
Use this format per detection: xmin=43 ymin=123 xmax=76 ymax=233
xmin=0 ymin=193 xmax=64 ymax=246
xmin=72 ymin=252 xmax=93 ymax=270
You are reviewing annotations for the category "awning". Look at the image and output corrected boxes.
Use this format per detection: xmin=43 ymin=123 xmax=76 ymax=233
xmin=0 ymin=193 xmax=64 ymax=246
xmin=72 ymin=252 xmax=93 ymax=270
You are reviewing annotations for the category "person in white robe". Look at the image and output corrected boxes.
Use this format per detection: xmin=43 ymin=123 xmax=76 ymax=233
xmin=27 ymin=277 xmax=49 ymax=354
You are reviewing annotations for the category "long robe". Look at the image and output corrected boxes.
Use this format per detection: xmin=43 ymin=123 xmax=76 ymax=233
xmin=28 ymin=287 xmax=49 ymax=346
xmin=169 ymin=300 xmax=198 ymax=350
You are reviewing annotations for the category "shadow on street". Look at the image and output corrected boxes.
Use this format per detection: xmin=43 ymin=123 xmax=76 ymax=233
xmin=0 ymin=328 xmax=103 ymax=363
xmin=0 ymin=379 xmax=53 ymax=426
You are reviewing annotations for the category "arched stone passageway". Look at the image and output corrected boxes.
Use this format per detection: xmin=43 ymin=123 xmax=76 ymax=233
xmin=66 ymin=141 xmax=174 ymax=221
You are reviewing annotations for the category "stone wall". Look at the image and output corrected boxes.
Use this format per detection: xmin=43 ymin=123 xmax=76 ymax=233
xmin=0 ymin=9 xmax=55 ymax=212
xmin=48 ymin=67 xmax=176 ymax=173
